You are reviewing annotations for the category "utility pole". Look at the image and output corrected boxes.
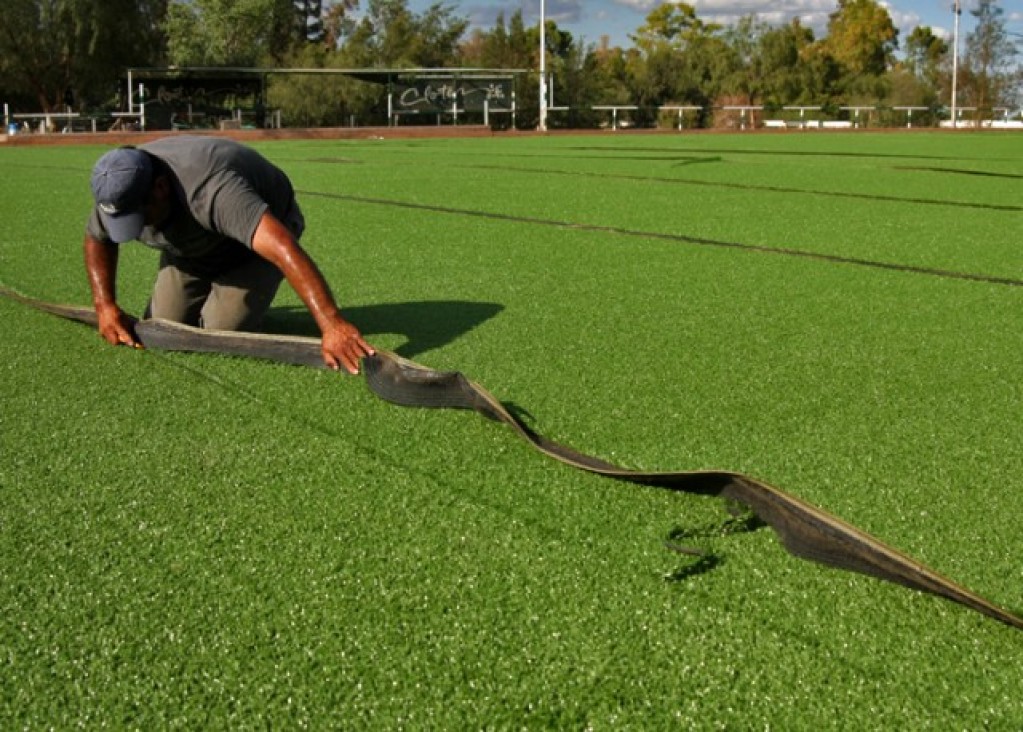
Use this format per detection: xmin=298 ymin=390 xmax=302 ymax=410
xmin=538 ymin=0 xmax=548 ymax=132
xmin=951 ymin=0 xmax=961 ymax=127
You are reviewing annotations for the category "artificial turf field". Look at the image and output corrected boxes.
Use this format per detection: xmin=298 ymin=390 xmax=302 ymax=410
xmin=1 ymin=130 xmax=1021 ymax=728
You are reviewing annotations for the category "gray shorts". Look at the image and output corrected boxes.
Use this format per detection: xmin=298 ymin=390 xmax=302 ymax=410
xmin=145 ymin=205 xmax=304 ymax=331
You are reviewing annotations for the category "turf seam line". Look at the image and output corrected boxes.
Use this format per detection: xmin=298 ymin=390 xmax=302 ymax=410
xmin=299 ymin=190 xmax=1023 ymax=288
xmin=563 ymin=144 xmax=975 ymax=161
xmin=458 ymin=163 xmax=1022 ymax=213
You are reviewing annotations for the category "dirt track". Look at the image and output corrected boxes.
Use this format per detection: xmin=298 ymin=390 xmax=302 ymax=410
xmin=3 ymin=122 xmax=964 ymax=147
xmin=1 ymin=124 xmax=501 ymax=147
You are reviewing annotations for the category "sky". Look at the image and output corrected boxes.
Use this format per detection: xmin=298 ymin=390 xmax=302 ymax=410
xmin=404 ymin=0 xmax=1023 ymax=50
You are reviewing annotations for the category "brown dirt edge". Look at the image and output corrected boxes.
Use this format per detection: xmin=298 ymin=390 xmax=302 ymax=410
xmin=0 ymin=124 xmax=502 ymax=147
xmin=1 ymin=123 xmax=970 ymax=147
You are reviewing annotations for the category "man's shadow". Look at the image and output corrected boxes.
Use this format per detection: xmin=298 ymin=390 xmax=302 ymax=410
xmin=263 ymin=300 xmax=504 ymax=360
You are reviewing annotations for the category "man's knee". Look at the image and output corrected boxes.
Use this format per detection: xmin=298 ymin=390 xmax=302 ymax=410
xmin=201 ymin=284 xmax=279 ymax=331
xmin=149 ymin=264 xmax=208 ymax=325
xmin=201 ymin=259 xmax=283 ymax=331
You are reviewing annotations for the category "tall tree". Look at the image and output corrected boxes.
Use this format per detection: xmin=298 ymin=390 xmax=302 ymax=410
xmin=323 ymin=0 xmax=359 ymax=48
xmin=905 ymin=26 xmax=948 ymax=84
xmin=821 ymin=0 xmax=898 ymax=100
xmin=481 ymin=10 xmax=535 ymax=70
xmin=758 ymin=19 xmax=819 ymax=106
xmin=320 ymin=0 xmax=468 ymax=125
xmin=963 ymin=0 xmax=1018 ymax=114
xmin=0 ymin=0 xmax=167 ymax=113
xmin=631 ymin=2 xmax=720 ymax=50
xmin=163 ymin=0 xmax=296 ymax=66
xmin=720 ymin=15 xmax=767 ymax=104
xmin=895 ymin=25 xmax=949 ymax=113
xmin=461 ymin=10 xmax=586 ymax=128
xmin=627 ymin=1 xmax=730 ymax=123
xmin=340 ymin=0 xmax=466 ymax=68
xmin=823 ymin=0 xmax=897 ymax=74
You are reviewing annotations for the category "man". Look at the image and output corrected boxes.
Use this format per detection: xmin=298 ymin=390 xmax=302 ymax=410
xmin=83 ymin=135 xmax=374 ymax=374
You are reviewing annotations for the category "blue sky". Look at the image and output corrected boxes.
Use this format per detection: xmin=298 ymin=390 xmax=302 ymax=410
xmin=404 ymin=1 xmax=1023 ymax=49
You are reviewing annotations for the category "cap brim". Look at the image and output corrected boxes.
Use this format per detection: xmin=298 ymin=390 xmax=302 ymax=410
xmin=99 ymin=209 xmax=145 ymax=244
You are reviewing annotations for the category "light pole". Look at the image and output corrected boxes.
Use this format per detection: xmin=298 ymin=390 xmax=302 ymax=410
xmin=951 ymin=0 xmax=961 ymax=127
xmin=538 ymin=0 xmax=548 ymax=132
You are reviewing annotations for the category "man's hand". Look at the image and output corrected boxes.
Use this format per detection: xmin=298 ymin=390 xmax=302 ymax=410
xmin=96 ymin=303 xmax=142 ymax=348
xmin=321 ymin=316 xmax=375 ymax=374
xmin=83 ymin=234 xmax=141 ymax=348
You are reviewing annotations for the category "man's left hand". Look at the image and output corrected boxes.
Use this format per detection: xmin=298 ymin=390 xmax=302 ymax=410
xmin=321 ymin=317 xmax=375 ymax=374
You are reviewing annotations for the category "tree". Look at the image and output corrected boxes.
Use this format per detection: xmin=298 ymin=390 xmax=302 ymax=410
xmin=904 ymin=26 xmax=948 ymax=95
xmin=533 ymin=23 xmax=598 ymax=128
xmin=323 ymin=0 xmax=359 ymax=49
xmin=163 ymin=0 xmax=300 ymax=67
xmin=720 ymin=15 xmax=765 ymax=103
xmin=758 ymin=19 xmax=820 ymax=106
xmin=963 ymin=0 xmax=1018 ymax=114
xmin=324 ymin=0 xmax=468 ymax=125
xmin=631 ymin=2 xmax=720 ymax=51
xmin=626 ymin=2 xmax=730 ymax=125
xmin=820 ymin=0 xmax=898 ymax=101
xmin=0 ymin=0 xmax=167 ymax=113
xmin=824 ymin=0 xmax=898 ymax=76
xmin=267 ymin=42 xmax=351 ymax=126
xmin=462 ymin=9 xmax=588 ymax=129
xmin=575 ymin=42 xmax=634 ymax=127
xmin=340 ymin=0 xmax=466 ymax=68
xmin=465 ymin=10 xmax=537 ymax=70
xmin=905 ymin=26 xmax=948 ymax=77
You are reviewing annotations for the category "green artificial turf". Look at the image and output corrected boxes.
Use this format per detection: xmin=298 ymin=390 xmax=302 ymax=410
xmin=1 ymin=131 xmax=1022 ymax=728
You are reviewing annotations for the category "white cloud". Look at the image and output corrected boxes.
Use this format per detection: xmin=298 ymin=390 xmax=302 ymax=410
xmin=612 ymin=0 xmax=661 ymax=10
xmin=610 ymin=0 xmax=957 ymax=43
xmin=692 ymin=0 xmax=834 ymax=35
xmin=464 ymin=0 xmax=584 ymax=29
xmin=611 ymin=0 xmax=836 ymax=35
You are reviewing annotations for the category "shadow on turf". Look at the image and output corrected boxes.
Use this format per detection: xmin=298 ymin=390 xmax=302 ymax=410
xmin=663 ymin=512 xmax=766 ymax=582
xmin=263 ymin=300 xmax=504 ymax=359
xmin=664 ymin=553 xmax=724 ymax=581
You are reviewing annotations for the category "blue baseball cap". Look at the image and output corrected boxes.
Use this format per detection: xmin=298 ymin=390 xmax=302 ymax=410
xmin=90 ymin=147 xmax=153 ymax=243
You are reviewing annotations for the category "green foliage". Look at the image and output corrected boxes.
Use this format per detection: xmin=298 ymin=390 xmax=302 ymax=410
xmin=340 ymin=0 xmax=467 ymax=68
xmin=824 ymin=0 xmax=899 ymax=77
xmin=905 ymin=25 xmax=949 ymax=79
xmin=631 ymin=2 xmax=720 ymax=50
xmin=266 ymin=45 xmax=352 ymax=127
xmin=963 ymin=0 xmax=1019 ymax=113
xmin=163 ymin=0 xmax=291 ymax=66
xmin=0 ymin=0 xmax=166 ymax=111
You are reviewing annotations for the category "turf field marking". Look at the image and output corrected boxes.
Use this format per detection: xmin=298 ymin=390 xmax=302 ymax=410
xmin=458 ymin=163 xmax=1022 ymax=213
xmin=300 ymin=190 xmax=1023 ymax=288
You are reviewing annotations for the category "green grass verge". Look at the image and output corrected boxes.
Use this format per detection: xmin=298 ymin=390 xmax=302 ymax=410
xmin=1 ymin=131 xmax=1022 ymax=728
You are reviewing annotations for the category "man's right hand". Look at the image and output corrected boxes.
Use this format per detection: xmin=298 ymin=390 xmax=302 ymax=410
xmin=96 ymin=303 xmax=142 ymax=348
xmin=84 ymin=234 xmax=140 ymax=348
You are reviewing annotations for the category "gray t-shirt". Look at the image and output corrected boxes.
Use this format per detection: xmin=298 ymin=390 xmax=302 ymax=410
xmin=86 ymin=136 xmax=300 ymax=261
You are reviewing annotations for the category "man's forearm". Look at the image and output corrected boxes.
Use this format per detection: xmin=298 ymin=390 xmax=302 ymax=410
xmin=280 ymin=246 xmax=341 ymax=331
xmin=83 ymin=234 xmax=140 ymax=347
xmin=83 ymin=234 xmax=120 ymax=312
xmin=251 ymin=213 xmax=342 ymax=331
